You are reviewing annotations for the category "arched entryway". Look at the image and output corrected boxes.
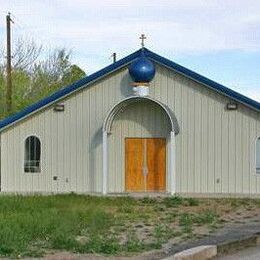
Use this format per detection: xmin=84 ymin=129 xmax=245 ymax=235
xmin=102 ymin=96 xmax=179 ymax=194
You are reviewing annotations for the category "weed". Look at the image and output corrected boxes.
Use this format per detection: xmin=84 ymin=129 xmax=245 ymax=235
xmin=163 ymin=196 xmax=183 ymax=207
xmin=228 ymin=198 xmax=251 ymax=208
xmin=178 ymin=213 xmax=193 ymax=234
xmin=89 ymin=236 xmax=120 ymax=254
xmin=124 ymin=233 xmax=144 ymax=252
xmin=119 ymin=204 xmax=133 ymax=214
xmin=140 ymin=197 xmax=157 ymax=205
xmin=163 ymin=197 xmax=199 ymax=208
xmin=193 ymin=210 xmax=218 ymax=225
xmin=185 ymin=198 xmax=199 ymax=206
xmin=179 ymin=213 xmax=193 ymax=226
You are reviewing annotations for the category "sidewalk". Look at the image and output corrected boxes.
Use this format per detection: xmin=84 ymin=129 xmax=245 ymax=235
xmin=164 ymin=220 xmax=260 ymax=258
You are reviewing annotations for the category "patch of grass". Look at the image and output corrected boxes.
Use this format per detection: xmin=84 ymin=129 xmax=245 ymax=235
xmin=178 ymin=210 xmax=218 ymax=235
xmin=140 ymin=197 xmax=157 ymax=205
xmin=163 ymin=196 xmax=199 ymax=208
xmin=165 ymin=211 xmax=178 ymax=223
xmin=0 ymin=195 xmax=258 ymax=257
xmin=153 ymin=224 xmax=167 ymax=245
xmin=178 ymin=213 xmax=193 ymax=234
xmin=185 ymin=198 xmax=199 ymax=206
xmin=81 ymin=235 xmax=121 ymax=254
xmin=0 ymin=195 xmax=119 ymax=257
xmin=163 ymin=196 xmax=184 ymax=207
xmin=118 ymin=204 xmax=133 ymax=214
xmin=228 ymin=198 xmax=251 ymax=208
xmin=123 ymin=233 xmax=145 ymax=252
xmin=153 ymin=223 xmax=178 ymax=247
xmin=193 ymin=210 xmax=218 ymax=225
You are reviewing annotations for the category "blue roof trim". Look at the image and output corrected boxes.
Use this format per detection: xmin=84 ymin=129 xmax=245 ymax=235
xmin=0 ymin=49 xmax=142 ymax=130
xmin=145 ymin=49 xmax=260 ymax=111
xmin=0 ymin=47 xmax=259 ymax=131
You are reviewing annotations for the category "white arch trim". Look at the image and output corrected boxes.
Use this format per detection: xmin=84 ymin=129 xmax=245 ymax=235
xmin=103 ymin=96 xmax=179 ymax=134
xmin=102 ymin=96 xmax=179 ymax=195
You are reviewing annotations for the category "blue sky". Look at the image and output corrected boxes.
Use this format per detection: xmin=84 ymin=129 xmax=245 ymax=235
xmin=0 ymin=0 xmax=259 ymax=101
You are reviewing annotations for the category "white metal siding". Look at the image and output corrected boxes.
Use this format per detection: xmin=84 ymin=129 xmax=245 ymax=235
xmin=256 ymin=138 xmax=260 ymax=172
xmin=1 ymin=64 xmax=260 ymax=195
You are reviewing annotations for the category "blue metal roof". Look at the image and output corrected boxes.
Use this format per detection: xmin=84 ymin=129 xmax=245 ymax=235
xmin=0 ymin=48 xmax=259 ymax=131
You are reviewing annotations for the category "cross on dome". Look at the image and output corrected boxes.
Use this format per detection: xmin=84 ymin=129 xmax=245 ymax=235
xmin=139 ymin=34 xmax=146 ymax=48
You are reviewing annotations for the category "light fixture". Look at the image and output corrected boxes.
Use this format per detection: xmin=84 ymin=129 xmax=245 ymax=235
xmin=226 ymin=102 xmax=238 ymax=110
xmin=53 ymin=103 xmax=65 ymax=112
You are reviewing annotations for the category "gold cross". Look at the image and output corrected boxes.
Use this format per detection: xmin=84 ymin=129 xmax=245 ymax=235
xmin=139 ymin=34 xmax=146 ymax=48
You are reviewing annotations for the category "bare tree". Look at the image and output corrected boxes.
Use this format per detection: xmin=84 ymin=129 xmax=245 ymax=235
xmin=39 ymin=48 xmax=71 ymax=79
xmin=0 ymin=46 xmax=5 ymax=74
xmin=12 ymin=38 xmax=42 ymax=71
xmin=0 ymin=37 xmax=85 ymax=117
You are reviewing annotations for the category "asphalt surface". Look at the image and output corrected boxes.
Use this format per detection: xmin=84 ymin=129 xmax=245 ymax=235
xmin=165 ymin=221 xmax=260 ymax=256
xmin=217 ymin=246 xmax=260 ymax=260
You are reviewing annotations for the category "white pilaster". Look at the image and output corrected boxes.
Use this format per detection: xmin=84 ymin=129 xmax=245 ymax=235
xmin=170 ymin=131 xmax=176 ymax=195
xmin=102 ymin=131 xmax=108 ymax=194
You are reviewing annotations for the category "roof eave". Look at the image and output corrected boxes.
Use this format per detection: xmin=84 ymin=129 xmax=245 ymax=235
xmin=0 ymin=49 xmax=142 ymax=132
xmin=146 ymin=49 xmax=260 ymax=112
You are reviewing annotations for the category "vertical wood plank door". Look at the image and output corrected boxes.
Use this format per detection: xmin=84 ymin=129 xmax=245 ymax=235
xmin=125 ymin=138 xmax=166 ymax=192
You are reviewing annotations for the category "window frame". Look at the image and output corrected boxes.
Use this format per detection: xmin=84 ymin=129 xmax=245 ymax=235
xmin=24 ymin=135 xmax=41 ymax=173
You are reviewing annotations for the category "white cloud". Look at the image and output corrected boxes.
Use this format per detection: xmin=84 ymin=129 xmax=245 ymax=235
xmin=1 ymin=0 xmax=260 ymax=53
xmin=0 ymin=0 xmax=259 ymax=101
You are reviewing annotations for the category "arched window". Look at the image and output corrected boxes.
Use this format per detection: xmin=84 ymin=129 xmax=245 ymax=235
xmin=24 ymin=136 xmax=41 ymax=173
xmin=257 ymin=137 xmax=260 ymax=174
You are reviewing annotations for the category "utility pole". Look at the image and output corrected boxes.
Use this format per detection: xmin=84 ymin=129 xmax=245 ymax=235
xmin=6 ymin=12 xmax=13 ymax=113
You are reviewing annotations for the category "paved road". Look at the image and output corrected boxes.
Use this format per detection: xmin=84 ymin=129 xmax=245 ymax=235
xmin=217 ymin=246 xmax=260 ymax=260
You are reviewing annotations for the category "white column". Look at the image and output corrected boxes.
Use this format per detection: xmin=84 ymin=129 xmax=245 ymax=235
xmin=102 ymin=130 xmax=108 ymax=194
xmin=170 ymin=131 xmax=176 ymax=195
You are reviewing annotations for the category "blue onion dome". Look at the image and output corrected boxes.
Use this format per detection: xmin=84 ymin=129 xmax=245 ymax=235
xmin=128 ymin=52 xmax=155 ymax=83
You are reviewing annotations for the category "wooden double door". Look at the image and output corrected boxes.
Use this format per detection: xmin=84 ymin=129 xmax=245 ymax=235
xmin=125 ymin=138 xmax=166 ymax=192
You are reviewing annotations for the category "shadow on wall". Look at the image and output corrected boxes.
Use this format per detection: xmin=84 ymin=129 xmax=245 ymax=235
xmin=89 ymin=127 xmax=103 ymax=192
xmin=113 ymin=101 xmax=172 ymax=137
xmin=88 ymin=70 xmax=130 ymax=193
xmin=120 ymin=72 xmax=132 ymax=97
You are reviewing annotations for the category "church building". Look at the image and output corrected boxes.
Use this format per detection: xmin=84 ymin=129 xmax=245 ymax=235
xmin=0 ymin=44 xmax=260 ymax=196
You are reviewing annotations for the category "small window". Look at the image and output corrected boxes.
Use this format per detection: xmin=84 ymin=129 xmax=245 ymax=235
xmin=24 ymin=136 xmax=41 ymax=173
xmin=257 ymin=137 xmax=260 ymax=174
